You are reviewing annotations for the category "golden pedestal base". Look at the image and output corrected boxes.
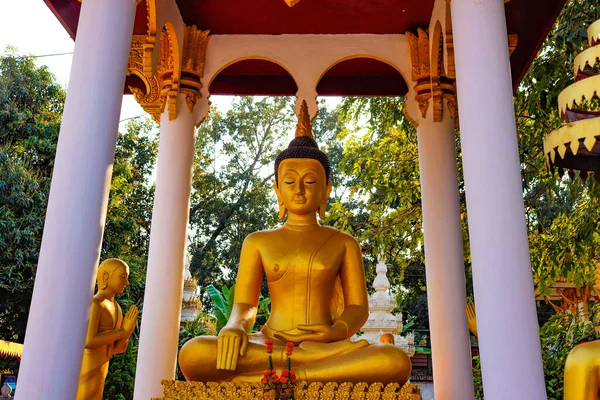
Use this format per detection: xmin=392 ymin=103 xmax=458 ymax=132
xmin=154 ymin=380 xmax=420 ymax=400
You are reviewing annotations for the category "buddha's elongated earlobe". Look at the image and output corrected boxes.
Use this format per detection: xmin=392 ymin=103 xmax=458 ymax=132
xmin=274 ymin=180 xmax=286 ymax=220
xmin=319 ymin=180 xmax=332 ymax=219
xmin=279 ymin=202 xmax=288 ymax=220
xmin=318 ymin=201 xmax=326 ymax=219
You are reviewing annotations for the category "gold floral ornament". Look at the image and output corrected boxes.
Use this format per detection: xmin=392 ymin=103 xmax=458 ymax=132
xmin=543 ymin=18 xmax=600 ymax=181
xmin=154 ymin=380 xmax=421 ymax=400
xmin=405 ymin=24 xmax=517 ymax=126
xmin=406 ymin=28 xmax=457 ymax=124
xmin=127 ymin=13 xmax=210 ymax=123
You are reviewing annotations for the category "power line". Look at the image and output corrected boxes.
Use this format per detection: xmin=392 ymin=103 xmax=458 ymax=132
xmin=119 ymin=115 xmax=145 ymax=123
xmin=9 ymin=52 xmax=74 ymax=59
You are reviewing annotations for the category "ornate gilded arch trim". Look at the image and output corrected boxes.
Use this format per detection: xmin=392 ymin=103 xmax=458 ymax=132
xmin=407 ymin=27 xmax=457 ymax=124
xmin=127 ymin=16 xmax=211 ymax=123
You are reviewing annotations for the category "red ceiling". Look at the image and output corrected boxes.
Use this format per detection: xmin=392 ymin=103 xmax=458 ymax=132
xmin=44 ymin=0 xmax=567 ymax=96
xmin=175 ymin=0 xmax=432 ymax=35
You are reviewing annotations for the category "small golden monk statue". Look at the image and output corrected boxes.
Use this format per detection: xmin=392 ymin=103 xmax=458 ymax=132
xmin=465 ymin=302 xmax=478 ymax=337
xmin=179 ymin=101 xmax=411 ymax=385
xmin=563 ymin=265 xmax=600 ymax=400
xmin=76 ymin=258 xmax=139 ymax=400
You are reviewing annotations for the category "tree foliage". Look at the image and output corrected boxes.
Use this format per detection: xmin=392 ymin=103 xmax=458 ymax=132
xmin=0 ymin=152 xmax=48 ymax=343
xmin=0 ymin=49 xmax=157 ymax=399
xmin=0 ymin=50 xmax=64 ymax=343
xmin=539 ymin=308 xmax=600 ymax=400
xmin=330 ymin=0 xmax=600 ymax=331
xmin=188 ymin=97 xmax=294 ymax=301
xmin=517 ymin=1 xmax=600 ymax=293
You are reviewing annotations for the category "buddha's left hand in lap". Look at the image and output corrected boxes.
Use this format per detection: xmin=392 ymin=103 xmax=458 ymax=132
xmin=275 ymin=322 xmax=348 ymax=344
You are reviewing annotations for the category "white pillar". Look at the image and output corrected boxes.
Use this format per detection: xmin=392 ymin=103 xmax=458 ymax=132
xmin=450 ymin=1 xmax=546 ymax=399
xmin=15 ymin=1 xmax=137 ymax=398
xmin=134 ymin=94 xmax=196 ymax=400
xmin=417 ymin=108 xmax=475 ymax=400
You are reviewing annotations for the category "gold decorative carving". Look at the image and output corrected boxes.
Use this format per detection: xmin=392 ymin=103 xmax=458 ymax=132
xmin=444 ymin=93 xmax=459 ymax=121
xmin=283 ymin=0 xmax=302 ymax=7
xmin=406 ymin=27 xmax=457 ymax=124
xmin=146 ymin=0 xmax=157 ymax=39
xmin=180 ymin=26 xmax=211 ymax=113
xmin=415 ymin=93 xmax=432 ymax=119
xmin=403 ymin=107 xmax=418 ymax=128
xmin=407 ymin=28 xmax=430 ymax=83
xmin=411 ymin=10 xmax=517 ymax=126
xmin=508 ymin=34 xmax=519 ymax=56
xmin=153 ymin=380 xmax=421 ymax=400
xmin=127 ymin=8 xmax=211 ymax=123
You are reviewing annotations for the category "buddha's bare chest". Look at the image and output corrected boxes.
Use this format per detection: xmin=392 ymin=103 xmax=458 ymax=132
xmin=260 ymin=230 xmax=345 ymax=283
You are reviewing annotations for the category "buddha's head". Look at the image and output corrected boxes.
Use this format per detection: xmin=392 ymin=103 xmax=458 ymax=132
xmin=274 ymin=101 xmax=332 ymax=220
xmin=97 ymin=258 xmax=130 ymax=295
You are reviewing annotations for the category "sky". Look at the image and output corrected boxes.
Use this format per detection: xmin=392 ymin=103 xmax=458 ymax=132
xmin=0 ymin=0 xmax=343 ymax=146
xmin=0 ymin=0 xmax=236 ymax=130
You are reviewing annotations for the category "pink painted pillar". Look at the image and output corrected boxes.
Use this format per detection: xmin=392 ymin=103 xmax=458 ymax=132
xmin=450 ymin=0 xmax=546 ymax=399
xmin=134 ymin=94 xmax=197 ymax=400
xmin=417 ymin=108 xmax=475 ymax=400
xmin=15 ymin=0 xmax=138 ymax=398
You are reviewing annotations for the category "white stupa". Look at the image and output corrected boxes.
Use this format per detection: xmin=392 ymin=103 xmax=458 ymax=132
xmin=181 ymin=257 xmax=202 ymax=322
xmin=352 ymin=255 xmax=415 ymax=357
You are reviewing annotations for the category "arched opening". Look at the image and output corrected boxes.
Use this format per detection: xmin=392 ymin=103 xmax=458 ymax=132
xmin=316 ymin=57 xmax=408 ymax=97
xmin=209 ymin=59 xmax=298 ymax=96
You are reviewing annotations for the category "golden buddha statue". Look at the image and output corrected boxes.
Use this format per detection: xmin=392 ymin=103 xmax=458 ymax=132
xmin=465 ymin=302 xmax=478 ymax=337
xmin=179 ymin=101 xmax=411 ymax=385
xmin=76 ymin=258 xmax=139 ymax=400
xmin=563 ymin=265 xmax=600 ymax=400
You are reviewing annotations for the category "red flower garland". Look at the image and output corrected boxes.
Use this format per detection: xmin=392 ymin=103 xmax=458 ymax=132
xmin=261 ymin=340 xmax=297 ymax=399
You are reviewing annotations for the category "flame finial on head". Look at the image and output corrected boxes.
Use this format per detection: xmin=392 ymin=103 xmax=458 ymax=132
xmin=295 ymin=100 xmax=314 ymax=139
xmin=274 ymin=100 xmax=330 ymax=186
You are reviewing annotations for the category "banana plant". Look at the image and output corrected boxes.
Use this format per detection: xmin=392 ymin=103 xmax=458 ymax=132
xmin=207 ymin=284 xmax=270 ymax=333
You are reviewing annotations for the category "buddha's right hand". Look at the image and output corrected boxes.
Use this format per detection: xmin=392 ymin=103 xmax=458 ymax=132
xmin=217 ymin=326 xmax=249 ymax=370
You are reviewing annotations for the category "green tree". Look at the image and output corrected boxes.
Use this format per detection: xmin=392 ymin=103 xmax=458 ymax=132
xmin=517 ymin=1 xmax=600 ymax=293
xmin=0 ymin=50 xmax=65 ymax=343
xmin=0 ymin=151 xmax=48 ymax=344
xmin=329 ymin=0 xmax=600 ymax=332
xmin=188 ymin=97 xmax=295 ymax=301
xmin=0 ymin=48 xmax=64 ymax=175
xmin=538 ymin=308 xmax=599 ymax=400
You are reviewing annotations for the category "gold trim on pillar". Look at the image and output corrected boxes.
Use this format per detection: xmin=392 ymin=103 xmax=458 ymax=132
xmin=406 ymin=16 xmax=518 ymax=127
xmin=508 ymin=34 xmax=519 ymax=56
xmin=406 ymin=28 xmax=457 ymax=125
xmin=127 ymin=21 xmax=211 ymax=123
xmin=283 ymin=0 xmax=302 ymax=7
xmin=181 ymin=26 xmax=211 ymax=113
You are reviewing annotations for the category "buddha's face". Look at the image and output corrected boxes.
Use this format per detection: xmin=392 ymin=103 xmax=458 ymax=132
xmin=276 ymin=158 xmax=331 ymax=216
xmin=106 ymin=264 xmax=130 ymax=295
